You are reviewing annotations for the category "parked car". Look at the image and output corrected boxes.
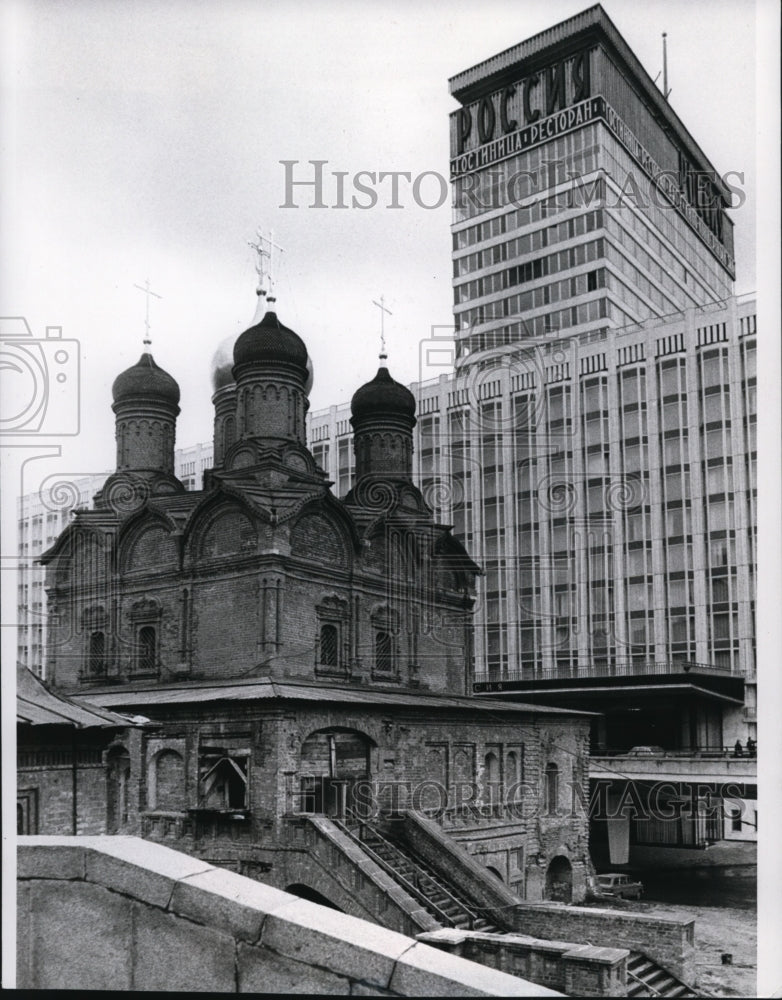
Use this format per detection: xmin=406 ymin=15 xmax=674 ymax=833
xmin=596 ymin=873 xmax=644 ymax=900
xmin=627 ymin=745 xmax=666 ymax=756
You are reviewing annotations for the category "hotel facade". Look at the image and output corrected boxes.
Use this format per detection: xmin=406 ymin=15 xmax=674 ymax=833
xmin=307 ymin=6 xmax=757 ymax=857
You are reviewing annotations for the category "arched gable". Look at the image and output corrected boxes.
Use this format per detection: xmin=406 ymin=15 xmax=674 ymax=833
xmin=116 ymin=504 xmax=181 ymax=574
xmin=289 ymin=504 xmax=351 ymax=569
xmin=126 ymin=524 xmax=178 ymax=573
xmin=201 ymin=507 xmax=258 ymax=559
xmin=183 ymin=489 xmax=264 ymax=565
xmin=49 ymin=525 xmax=113 ymax=588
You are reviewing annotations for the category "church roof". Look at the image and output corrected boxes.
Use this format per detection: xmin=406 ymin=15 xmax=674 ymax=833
xmin=233 ymin=310 xmax=309 ymax=372
xmin=16 ymin=663 xmax=144 ymax=728
xmin=67 ymin=678 xmax=596 ymax=716
xmin=112 ymin=352 xmax=180 ymax=407
xmin=351 ymin=365 xmax=416 ymax=423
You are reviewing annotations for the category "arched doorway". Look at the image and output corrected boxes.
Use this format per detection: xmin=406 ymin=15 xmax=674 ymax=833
xmin=545 ymin=855 xmax=573 ymax=902
xmin=285 ymin=884 xmax=344 ymax=911
xmin=299 ymin=728 xmax=374 ymax=818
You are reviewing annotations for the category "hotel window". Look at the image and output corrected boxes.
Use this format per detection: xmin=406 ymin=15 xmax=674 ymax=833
xmin=621 ymin=405 xmax=646 ymax=440
xmin=665 ymin=506 xmax=690 ymax=537
xmin=585 ymin=415 xmax=607 ymax=446
xmin=663 ymin=437 xmax=683 ymax=466
xmin=711 ymin=614 xmax=736 ymax=641
xmin=625 ymin=509 xmax=650 ymax=543
xmin=668 ymin=578 xmax=693 ymax=607
xmin=582 ymin=379 xmax=606 ymax=415
xmin=704 ymin=427 xmax=729 ymax=459
xmin=710 ymin=577 xmax=730 ymax=604
xmin=627 ymin=581 xmax=653 ymax=612
xmin=709 ymin=538 xmax=735 ymax=568
xmin=587 ymin=484 xmax=605 ymax=515
xmin=706 ymin=463 xmax=732 ymax=495
xmin=708 ymin=500 xmax=733 ymax=533
xmin=664 ymin=471 xmax=689 ymax=503
xmin=662 ymin=400 xmax=685 ymax=432
xmin=700 ymin=350 xmax=727 ymax=390
xmin=703 ymin=392 xmax=727 ymax=424
xmin=587 ymin=451 xmax=608 ymax=476
xmin=623 ymin=443 xmax=645 ymax=472
xmin=620 ymin=369 xmax=643 ymax=407
xmin=660 ymin=360 xmax=686 ymax=398
xmin=670 ymin=615 xmax=690 ymax=643
xmin=337 ymin=437 xmax=352 ymax=496
xmin=626 ymin=548 xmax=647 ymax=576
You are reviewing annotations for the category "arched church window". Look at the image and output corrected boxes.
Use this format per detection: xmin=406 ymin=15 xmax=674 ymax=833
xmin=89 ymin=630 xmax=106 ymax=674
xmin=375 ymin=630 xmax=394 ymax=673
xmin=320 ymin=624 xmax=339 ymax=668
xmin=137 ymin=626 xmax=157 ymax=673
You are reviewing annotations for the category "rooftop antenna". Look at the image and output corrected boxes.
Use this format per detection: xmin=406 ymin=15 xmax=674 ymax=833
xmin=372 ymin=295 xmax=392 ymax=366
xmin=662 ymin=32 xmax=671 ymax=101
xmin=248 ymin=228 xmax=285 ymax=320
xmin=133 ymin=279 xmax=162 ymax=349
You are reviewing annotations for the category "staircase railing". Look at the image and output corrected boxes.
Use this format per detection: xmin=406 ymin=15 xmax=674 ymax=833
xmin=334 ymin=813 xmax=481 ymax=930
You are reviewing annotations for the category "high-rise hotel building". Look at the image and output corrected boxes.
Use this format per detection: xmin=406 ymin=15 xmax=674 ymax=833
xmin=308 ymin=6 xmax=756 ymax=766
xmin=449 ymin=4 xmax=735 ymax=362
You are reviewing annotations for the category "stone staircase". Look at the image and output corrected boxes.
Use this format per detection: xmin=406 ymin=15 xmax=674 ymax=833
xmin=334 ymin=817 xmax=500 ymax=933
xmin=627 ymin=952 xmax=700 ymax=998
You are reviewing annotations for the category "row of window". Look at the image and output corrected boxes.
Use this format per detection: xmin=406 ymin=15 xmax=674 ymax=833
xmin=453 ymin=207 xmax=604 ymax=282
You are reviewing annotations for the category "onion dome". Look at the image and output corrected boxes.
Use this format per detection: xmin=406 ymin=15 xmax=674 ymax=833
xmin=233 ymin=310 xmax=308 ymax=373
xmin=112 ymin=352 xmax=180 ymax=407
xmin=351 ymin=365 xmax=416 ymax=424
xmin=210 ymin=336 xmax=236 ymax=392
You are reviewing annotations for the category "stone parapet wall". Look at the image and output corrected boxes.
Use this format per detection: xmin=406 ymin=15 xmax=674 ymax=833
xmin=511 ymin=902 xmax=696 ymax=983
xmin=418 ymin=928 xmax=628 ymax=997
xmin=16 ymin=835 xmax=558 ymax=996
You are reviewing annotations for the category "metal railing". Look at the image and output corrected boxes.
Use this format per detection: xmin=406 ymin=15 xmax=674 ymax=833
xmin=592 ymin=743 xmax=756 ymax=760
xmin=335 ymin=813 xmax=481 ymax=930
xmin=474 ymin=659 xmax=735 ymax=686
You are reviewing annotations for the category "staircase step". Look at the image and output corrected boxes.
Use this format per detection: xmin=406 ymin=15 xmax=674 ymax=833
xmin=648 ymin=971 xmax=677 ymax=990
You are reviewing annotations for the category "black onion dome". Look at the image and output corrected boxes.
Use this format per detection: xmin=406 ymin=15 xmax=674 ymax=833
xmin=351 ymin=365 xmax=416 ymax=423
xmin=112 ymin=353 xmax=180 ymax=406
xmin=233 ymin=310 xmax=308 ymax=372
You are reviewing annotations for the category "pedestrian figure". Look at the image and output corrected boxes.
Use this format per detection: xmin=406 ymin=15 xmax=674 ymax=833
xmin=746 ymin=737 xmax=756 ymax=757
xmin=733 ymin=740 xmax=744 ymax=758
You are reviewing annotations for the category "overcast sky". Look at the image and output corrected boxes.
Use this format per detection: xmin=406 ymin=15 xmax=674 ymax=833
xmin=0 ymin=0 xmax=765 ymax=487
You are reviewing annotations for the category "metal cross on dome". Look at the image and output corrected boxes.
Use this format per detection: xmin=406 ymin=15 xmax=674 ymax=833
xmin=372 ymin=295 xmax=392 ymax=362
xmin=248 ymin=228 xmax=285 ymax=305
xmin=133 ymin=279 xmax=162 ymax=349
